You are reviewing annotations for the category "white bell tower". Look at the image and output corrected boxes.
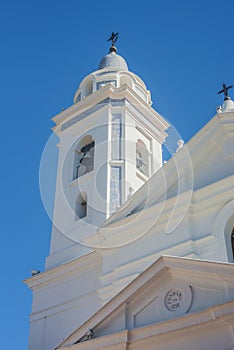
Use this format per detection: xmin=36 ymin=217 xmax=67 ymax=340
xmin=25 ymin=40 xmax=169 ymax=350
xmin=46 ymin=43 xmax=169 ymax=270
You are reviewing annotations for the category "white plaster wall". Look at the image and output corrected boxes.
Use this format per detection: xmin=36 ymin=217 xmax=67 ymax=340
xmin=28 ymin=253 xmax=103 ymax=350
xmin=48 ymin=98 xmax=166 ymax=269
xmin=95 ymin=177 xmax=234 ymax=303
xmin=48 ymin=106 xmax=110 ymax=268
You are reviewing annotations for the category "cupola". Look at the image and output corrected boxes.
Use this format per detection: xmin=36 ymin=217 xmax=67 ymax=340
xmin=98 ymin=46 xmax=128 ymax=71
xmin=73 ymin=38 xmax=152 ymax=105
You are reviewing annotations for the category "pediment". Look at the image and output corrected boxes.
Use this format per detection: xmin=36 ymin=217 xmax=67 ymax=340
xmin=57 ymin=256 xmax=234 ymax=348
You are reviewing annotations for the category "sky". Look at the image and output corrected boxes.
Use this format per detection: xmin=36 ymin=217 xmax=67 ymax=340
xmin=0 ymin=0 xmax=233 ymax=348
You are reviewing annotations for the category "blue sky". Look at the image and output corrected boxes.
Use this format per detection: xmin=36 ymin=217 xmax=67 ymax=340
xmin=1 ymin=0 xmax=233 ymax=348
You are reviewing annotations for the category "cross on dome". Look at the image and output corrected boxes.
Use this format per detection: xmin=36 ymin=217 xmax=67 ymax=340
xmin=217 ymin=83 xmax=234 ymax=112
xmin=98 ymin=32 xmax=128 ymax=71
xmin=107 ymin=32 xmax=119 ymax=47
xmin=218 ymin=83 xmax=233 ymax=101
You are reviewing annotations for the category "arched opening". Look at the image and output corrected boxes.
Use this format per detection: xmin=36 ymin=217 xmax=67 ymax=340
xmin=81 ymin=78 xmax=93 ymax=98
xmin=75 ymin=192 xmax=87 ymax=220
xmin=136 ymin=139 xmax=150 ymax=177
xmin=73 ymin=135 xmax=95 ymax=179
xmin=120 ymin=75 xmax=132 ymax=88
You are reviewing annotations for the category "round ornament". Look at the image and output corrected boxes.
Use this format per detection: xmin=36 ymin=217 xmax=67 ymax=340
xmin=164 ymin=288 xmax=184 ymax=311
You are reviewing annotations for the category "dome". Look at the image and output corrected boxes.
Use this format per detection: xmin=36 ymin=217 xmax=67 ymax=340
xmin=74 ymin=45 xmax=151 ymax=105
xmin=98 ymin=51 xmax=128 ymax=71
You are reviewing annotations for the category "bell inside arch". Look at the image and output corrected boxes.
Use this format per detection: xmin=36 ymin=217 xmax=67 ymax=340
xmin=80 ymin=152 xmax=92 ymax=166
xmin=79 ymin=141 xmax=94 ymax=171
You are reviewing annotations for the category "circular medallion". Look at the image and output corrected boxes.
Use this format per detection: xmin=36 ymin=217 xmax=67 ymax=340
xmin=164 ymin=288 xmax=184 ymax=311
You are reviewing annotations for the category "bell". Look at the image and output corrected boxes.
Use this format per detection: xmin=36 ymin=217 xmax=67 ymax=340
xmin=80 ymin=153 xmax=92 ymax=166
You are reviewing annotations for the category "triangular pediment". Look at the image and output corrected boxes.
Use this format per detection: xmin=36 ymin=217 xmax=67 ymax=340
xmin=57 ymin=256 xmax=234 ymax=349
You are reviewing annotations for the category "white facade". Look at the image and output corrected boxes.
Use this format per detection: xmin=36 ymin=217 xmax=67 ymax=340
xmin=57 ymin=256 xmax=234 ymax=350
xmin=25 ymin=45 xmax=234 ymax=350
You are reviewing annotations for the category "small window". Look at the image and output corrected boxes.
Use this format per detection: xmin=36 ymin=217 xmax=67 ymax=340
xmin=96 ymin=80 xmax=116 ymax=90
xmin=136 ymin=139 xmax=149 ymax=177
xmin=75 ymin=192 xmax=87 ymax=220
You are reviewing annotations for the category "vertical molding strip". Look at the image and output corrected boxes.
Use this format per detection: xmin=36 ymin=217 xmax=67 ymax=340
xmin=110 ymin=114 xmax=122 ymax=214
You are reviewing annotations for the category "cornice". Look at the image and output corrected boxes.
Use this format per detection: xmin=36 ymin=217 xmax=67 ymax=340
xmin=124 ymin=103 xmax=167 ymax=143
xmin=59 ymin=330 xmax=128 ymax=350
xmin=129 ymin=300 xmax=234 ymax=344
xmin=97 ymin=240 xmax=209 ymax=289
xmin=24 ymin=251 xmax=100 ymax=290
xmin=59 ymin=301 xmax=234 ymax=349
xmin=51 ymin=85 xmax=168 ymax=135
xmin=30 ymin=290 xmax=99 ymax=322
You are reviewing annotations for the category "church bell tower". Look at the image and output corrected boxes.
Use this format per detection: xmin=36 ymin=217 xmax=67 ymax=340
xmin=46 ymin=39 xmax=168 ymax=269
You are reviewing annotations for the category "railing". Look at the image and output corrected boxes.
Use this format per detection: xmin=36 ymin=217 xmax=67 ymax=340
xmin=136 ymin=157 xmax=149 ymax=177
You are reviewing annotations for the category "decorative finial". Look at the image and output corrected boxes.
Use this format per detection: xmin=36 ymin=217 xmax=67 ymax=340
xmin=107 ymin=32 xmax=119 ymax=53
xmin=218 ymin=83 xmax=233 ymax=101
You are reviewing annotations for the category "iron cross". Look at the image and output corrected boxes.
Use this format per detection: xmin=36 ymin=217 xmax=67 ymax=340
xmin=107 ymin=32 xmax=119 ymax=46
xmin=218 ymin=83 xmax=233 ymax=98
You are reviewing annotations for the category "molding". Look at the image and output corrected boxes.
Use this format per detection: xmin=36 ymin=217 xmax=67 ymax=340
xmin=124 ymin=103 xmax=167 ymax=144
xmin=30 ymin=289 xmax=99 ymax=322
xmin=96 ymin=235 xmax=222 ymax=300
xmin=109 ymin=160 xmax=124 ymax=167
xmin=24 ymin=251 xmax=100 ymax=290
xmin=52 ymin=85 xmax=168 ymax=135
xmin=59 ymin=301 xmax=234 ymax=349
xmin=59 ymin=330 xmax=128 ymax=350
xmin=136 ymin=169 xmax=148 ymax=182
xmin=129 ymin=300 xmax=234 ymax=345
